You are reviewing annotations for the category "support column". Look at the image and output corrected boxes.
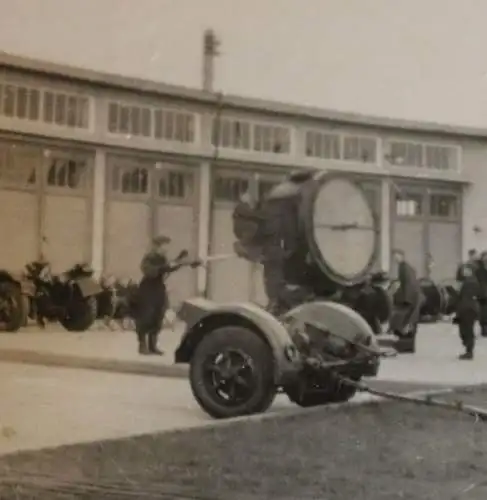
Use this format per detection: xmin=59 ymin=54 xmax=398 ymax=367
xmin=197 ymin=161 xmax=211 ymax=295
xmin=380 ymin=178 xmax=391 ymax=272
xmin=91 ymin=149 xmax=106 ymax=278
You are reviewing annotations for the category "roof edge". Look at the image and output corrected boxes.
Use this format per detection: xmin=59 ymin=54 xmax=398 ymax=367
xmin=1 ymin=51 xmax=487 ymax=139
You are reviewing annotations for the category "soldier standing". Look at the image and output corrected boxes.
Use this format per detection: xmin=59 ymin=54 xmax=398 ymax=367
xmin=475 ymin=250 xmax=487 ymax=337
xmin=456 ymin=249 xmax=478 ymax=281
xmin=389 ymin=249 xmax=422 ymax=353
xmin=135 ymin=236 xmax=198 ymax=355
xmin=455 ymin=264 xmax=480 ymax=360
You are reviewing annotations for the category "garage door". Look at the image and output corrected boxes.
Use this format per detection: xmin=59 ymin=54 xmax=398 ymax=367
xmin=104 ymin=156 xmax=152 ymax=281
xmin=391 ymin=188 xmax=426 ymax=278
xmin=208 ymin=169 xmax=253 ymax=303
xmin=104 ymin=156 xmax=199 ymax=299
xmin=41 ymin=150 xmax=94 ymax=274
xmin=0 ymin=142 xmax=40 ymax=271
xmin=153 ymin=164 xmax=198 ymax=307
xmin=427 ymin=192 xmax=461 ymax=281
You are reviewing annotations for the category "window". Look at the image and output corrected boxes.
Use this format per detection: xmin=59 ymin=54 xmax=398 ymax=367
xmin=424 ymin=145 xmax=455 ymax=171
xmin=429 ymin=193 xmax=458 ymax=218
xmin=157 ymin=168 xmax=194 ymax=200
xmin=389 ymin=141 xmax=423 ymax=167
xmin=111 ymin=163 xmax=150 ymax=195
xmin=46 ymin=157 xmax=88 ymax=190
xmin=0 ymin=142 xmax=38 ymax=187
xmin=43 ymin=91 xmax=89 ymax=129
xmin=0 ymin=83 xmax=40 ymax=121
xmin=214 ymin=175 xmax=249 ymax=202
xmin=107 ymin=102 xmax=152 ymax=138
xmin=253 ymin=124 xmax=291 ymax=154
xmin=343 ymin=136 xmax=377 ymax=163
xmin=212 ymin=118 xmax=251 ymax=150
xmin=388 ymin=141 xmax=459 ymax=171
xmin=305 ymin=130 xmax=340 ymax=159
xmin=395 ymin=192 xmax=423 ymax=217
xmin=153 ymin=108 xmax=195 ymax=143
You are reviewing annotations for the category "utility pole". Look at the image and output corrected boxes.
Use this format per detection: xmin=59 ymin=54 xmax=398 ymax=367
xmin=202 ymin=28 xmax=220 ymax=92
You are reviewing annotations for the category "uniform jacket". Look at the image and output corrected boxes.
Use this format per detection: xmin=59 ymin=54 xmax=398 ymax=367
xmin=457 ymin=260 xmax=479 ymax=282
xmin=456 ymin=276 xmax=481 ymax=319
xmin=394 ymin=261 xmax=421 ymax=307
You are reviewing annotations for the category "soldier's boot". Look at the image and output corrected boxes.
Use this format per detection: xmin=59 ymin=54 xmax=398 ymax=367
xmin=148 ymin=332 xmax=164 ymax=355
xmin=137 ymin=333 xmax=149 ymax=355
xmin=459 ymin=350 xmax=474 ymax=360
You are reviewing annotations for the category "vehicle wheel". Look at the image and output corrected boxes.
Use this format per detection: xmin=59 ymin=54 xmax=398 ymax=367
xmin=285 ymin=376 xmax=359 ymax=407
xmin=59 ymin=296 xmax=97 ymax=332
xmin=189 ymin=326 xmax=277 ymax=419
xmin=0 ymin=282 xmax=26 ymax=332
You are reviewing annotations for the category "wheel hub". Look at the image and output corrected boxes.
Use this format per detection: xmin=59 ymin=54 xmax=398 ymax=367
xmin=204 ymin=350 xmax=257 ymax=405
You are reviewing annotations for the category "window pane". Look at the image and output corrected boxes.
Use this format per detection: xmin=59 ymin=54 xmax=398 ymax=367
xmin=108 ymin=103 xmax=118 ymax=132
xmin=54 ymin=94 xmax=66 ymax=125
xmin=3 ymin=85 xmax=15 ymax=117
xmin=16 ymin=87 xmax=28 ymax=119
xmin=429 ymin=194 xmax=458 ymax=218
xmin=44 ymin=91 xmax=54 ymax=123
xmin=395 ymin=192 xmax=423 ymax=217
xmin=28 ymin=89 xmax=40 ymax=120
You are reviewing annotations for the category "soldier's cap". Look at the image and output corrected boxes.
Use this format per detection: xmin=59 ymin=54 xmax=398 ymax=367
xmin=152 ymin=235 xmax=171 ymax=246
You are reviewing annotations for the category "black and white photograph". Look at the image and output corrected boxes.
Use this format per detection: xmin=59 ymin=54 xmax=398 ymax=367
xmin=0 ymin=0 xmax=486 ymax=498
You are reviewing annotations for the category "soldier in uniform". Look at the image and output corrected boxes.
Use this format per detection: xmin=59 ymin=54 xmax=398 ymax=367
xmin=454 ymin=263 xmax=480 ymax=360
xmin=456 ymin=249 xmax=479 ymax=281
xmin=475 ymin=250 xmax=487 ymax=337
xmin=135 ymin=236 xmax=199 ymax=355
xmin=389 ymin=249 xmax=422 ymax=353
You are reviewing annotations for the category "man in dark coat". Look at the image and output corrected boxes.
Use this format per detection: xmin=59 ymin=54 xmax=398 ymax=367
xmin=135 ymin=236 xmax=198 ymax=355
xmin=389 ymin=249 xmax=422 ymax=353
xmin=475 ymin=251 xmax=487 ymax=337
xmin=456 ymin=249 xmax=478 ymax=281
xmin=454 ymin=264 xmax=480 ymax=360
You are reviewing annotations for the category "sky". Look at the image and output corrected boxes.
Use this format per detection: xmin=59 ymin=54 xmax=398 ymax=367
xmin=1 ymin=0 xmax=486 ymax=127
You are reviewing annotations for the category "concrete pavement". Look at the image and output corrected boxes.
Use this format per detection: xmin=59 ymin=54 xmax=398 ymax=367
xmin=0 ymin=361 xmax=379 ymax=456
xmin=0 ymin=320 xmax=486 ymax=385
xmin=0 ymin=320 xmax=485 ymax=457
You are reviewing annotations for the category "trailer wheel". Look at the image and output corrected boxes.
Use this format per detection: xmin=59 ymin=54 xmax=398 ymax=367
xmin=189 ymin=325 xmax=276 ymax=419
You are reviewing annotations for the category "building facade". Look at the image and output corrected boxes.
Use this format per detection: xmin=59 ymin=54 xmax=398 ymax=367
xmin=0 ymin=52 xmax=485 ymax=307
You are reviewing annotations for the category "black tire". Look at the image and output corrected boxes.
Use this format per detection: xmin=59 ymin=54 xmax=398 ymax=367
xmin=189 ymin=326 xmax=277 ymax=419
xmin=59 ymin=296 xmax=97 ymax=332
xmin=285 ymin=377 xmax=359 ymax=408
xmin=0 ymin=282 xmax=26 ymax=332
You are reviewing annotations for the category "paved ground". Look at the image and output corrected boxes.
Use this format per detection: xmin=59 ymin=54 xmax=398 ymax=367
xmin=0 ymin=319 xmax=486 ymax=457
xmin=0 ymin=361 xmax=380 ymax=456
xmin=0 ymin=320 xmax=486 ymax=385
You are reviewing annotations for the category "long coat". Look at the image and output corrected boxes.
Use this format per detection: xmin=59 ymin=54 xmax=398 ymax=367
xmin=456 ymin=276 xmax=480 ymax=321
xmin=390 ymin=261 xmax=422 ymax=335
xmin=475 ymin=262 xmax=487 ymax=324
xmin=135 ymin=251 xmax=181 ymax=334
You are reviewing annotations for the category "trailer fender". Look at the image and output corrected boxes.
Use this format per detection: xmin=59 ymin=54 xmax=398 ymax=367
xmin=175 ymin=298 xmax=302 ymax=384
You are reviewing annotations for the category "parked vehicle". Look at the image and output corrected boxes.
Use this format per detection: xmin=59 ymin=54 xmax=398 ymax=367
xmin=0 ymin=270 xmax=34 ymax=332
xmin=25 ymin=261 xmax=102 ymax=332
